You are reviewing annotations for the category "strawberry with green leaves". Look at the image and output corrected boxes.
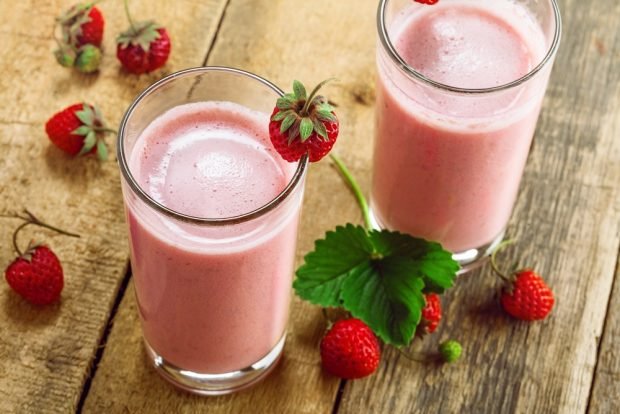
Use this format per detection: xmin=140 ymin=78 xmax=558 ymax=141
xmin=54 ymin=2 xmax=104 ymax=73
xmin=116 ymin=0 xmax=171 ymax=74
xmin=45 ymin=103 xmax=114 ymax=160
xmin=269 ymin=80 xmax=339 ymax=162
xmin=291 ymin=154 xmax=459 ymax=378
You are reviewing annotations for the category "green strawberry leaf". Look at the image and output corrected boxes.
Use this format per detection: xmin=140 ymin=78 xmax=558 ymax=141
xmin=280 ymin=113 xmax=297 ymax=133
xmin=295 ymin=224 xmax=374 ymax=307
xmin=299 ymin=117 xmax=314 ymax=141
xmin=76 ymin=106 xmax=95 ymax=126
xmin=312 ymin=118 xmax=328 ymax=140
xmin=293 ymin=80 xmax=307 ymax=100
xmin=96 ymin=139 xmax=108 ymax=161
xmin=72 ymin=125 xmax=91 ymax=136
xmin=78 ymin=131 xmax=97 ymax=156
xmin=294 ymin=224 xmax=459 ymax=346
xmin=271 ymin=109 xmax=291 ymax=122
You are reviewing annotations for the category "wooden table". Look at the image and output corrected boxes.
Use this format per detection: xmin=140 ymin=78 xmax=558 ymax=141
xmin=1 ymin=1 xmax=618 ymax=413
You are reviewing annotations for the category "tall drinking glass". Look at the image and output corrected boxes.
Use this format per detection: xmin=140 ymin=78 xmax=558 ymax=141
xmin=118 ymin=67 xmax=308 ymax=395
xmin=372 ymin=0 xmax=561 ymax=270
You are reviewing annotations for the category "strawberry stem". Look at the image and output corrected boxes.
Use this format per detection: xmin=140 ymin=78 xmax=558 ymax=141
xmin=23 ymin=209 xmax=81 ymax=239
xmin=94 ymin=127 xmax=118 ymax=134
xmin=124 ymin=0 xmax=137 ymax=34
xmin=329 ymin=154 xmax=373 ymax=230
xmin=5 ymin=209 xmax=80 ymax=256
xmin=490 ymin=239 xmax=515 ymax=282
xmin=301 ymin=78 xmax=336 ymax=116
xmin=395 ymin=346 xmax=439 ymax=363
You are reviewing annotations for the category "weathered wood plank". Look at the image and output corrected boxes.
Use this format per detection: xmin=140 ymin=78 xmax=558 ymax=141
xmin=0 ymin=1 xmax=228 ymax=413
xmin=338 ymin=0 xmax=620 ymax=413
xmin=588 ymin=97 xmax=620 ymax=412
xmin=82 ymin=0 xmax=378 ymax=412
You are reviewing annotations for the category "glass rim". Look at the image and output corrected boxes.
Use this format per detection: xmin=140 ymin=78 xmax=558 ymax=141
xmin=117 ymin=66 xmax=309 ymax=226
xmin=377 ymin=0 xmax=562 ymax=94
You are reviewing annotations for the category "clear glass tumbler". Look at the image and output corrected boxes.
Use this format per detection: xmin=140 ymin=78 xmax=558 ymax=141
xmin=372 ymin=0 xmax=561 ymax=271
xmin=117 ymin=67 xmax=308 ymax=395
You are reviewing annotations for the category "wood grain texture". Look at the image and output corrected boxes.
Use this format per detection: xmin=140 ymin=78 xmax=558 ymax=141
xmin=589 ymin=260 xmax=620 ymax=414
xmin=82 ymin=0 xmax=378 ymax=412
xmin=0 ymin=1 xmax=228 ymax=413
xmin=338 ymin=0 xmax=620 ymax=413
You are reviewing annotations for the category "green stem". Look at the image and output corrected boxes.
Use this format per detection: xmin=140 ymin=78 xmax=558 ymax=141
xmin=490 ymin=239 xmax=515 ymax=282
xmin=301 ymin=78 xmax=336 ymax=116
xmin=329 ymin=154 xmax=373 ymax=230
xmin=124 ymin=0 xmax=137 ymax=33
xmin=94 ymin=127 xmax=118 ymax=135
xmin=395 ymin=347 xmax=437 ymax=363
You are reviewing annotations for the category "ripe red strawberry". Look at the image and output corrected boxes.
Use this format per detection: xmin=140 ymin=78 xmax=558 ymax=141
xmin=414 ymin=0 xmax=439 ymax=5
xmin=2 ymin=210 xmax=79 ymax=306
xmin=5 ymin=246 xmax=64 ymax=306
xmin=501 ymin=269 xmax=555 ymax=321
xmin=320 ymin=318 xmax=381 ymax=379
xmin=116 ymin=0 xmax=171 ymax=74
xmin=269 ymin=80 xmax=339 ymax=163
xmin=419 ymin=293 xmax=442 ymax=334
xmin=45 ymin=103 xmax=112 ymax=160
xmin=56 ymin=2 xmax=105 ymax=48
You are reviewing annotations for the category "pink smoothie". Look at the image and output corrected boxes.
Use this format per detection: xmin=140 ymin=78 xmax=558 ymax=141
xmin=123 ymin=101 xmax=303 ymax=373
xmin=372 ymin=1 xmax=551 ymax=252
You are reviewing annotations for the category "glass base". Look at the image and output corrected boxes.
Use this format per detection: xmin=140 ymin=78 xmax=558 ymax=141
xmin=144 ymin=335 xmax=285 ymax=396
xmin=368 ymin=207 xmax=504 ymax=274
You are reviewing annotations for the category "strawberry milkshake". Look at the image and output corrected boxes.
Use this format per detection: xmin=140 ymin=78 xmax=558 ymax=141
xmin=373 ymin=0 xmax=561 ymax=266
xmin=118 ymin=68 xmax=307 ymax=395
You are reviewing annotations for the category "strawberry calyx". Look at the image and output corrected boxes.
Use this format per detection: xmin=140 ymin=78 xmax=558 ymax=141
xmin=72 ymin=103 xmax=115 ymax=160
xmin=117 ymin=0 xmax=162 ymax=52
xmin=56 ymin=1 xmax=99 ymax=48
xmin=272 ymin=79 xmax=337 ymax=145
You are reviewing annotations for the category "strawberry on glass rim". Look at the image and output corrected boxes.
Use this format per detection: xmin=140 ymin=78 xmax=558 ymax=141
xmin=269 ymin=80 xmax=339 ymax=162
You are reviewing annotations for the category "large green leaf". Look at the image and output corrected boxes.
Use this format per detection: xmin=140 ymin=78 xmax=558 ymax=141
xmin=293 ymin=224 xmax=459 ymax=346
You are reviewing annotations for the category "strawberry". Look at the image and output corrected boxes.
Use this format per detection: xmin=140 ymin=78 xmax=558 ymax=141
xmin=491 ymin=240 xmax=555 ymax=321
xmin=5 ymin=246 xmax=64 ymax=306
xmin=116 ymin=0 xmax=171 ymax=74
xmin=54 ymin=2 xmax=105 ymax=72
xmin=414 ymin=0 xmax=439 ymax=5
xmin=501 ymin=270 xmax=555 ymax=321
xmin=419 ymin=293 xmax=442 ymax=334
xmin=320 ymin=318 xmax=380 ymax=379
xmin=269 ymin=80 xmax=339 ymax=163
xmin=3 ymin=210 xmax=79 ymax=306
xmin=45 ymin=103 xmax=113 ymax=160
xmin=56 ymin=2 xmax=105 ymax=48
